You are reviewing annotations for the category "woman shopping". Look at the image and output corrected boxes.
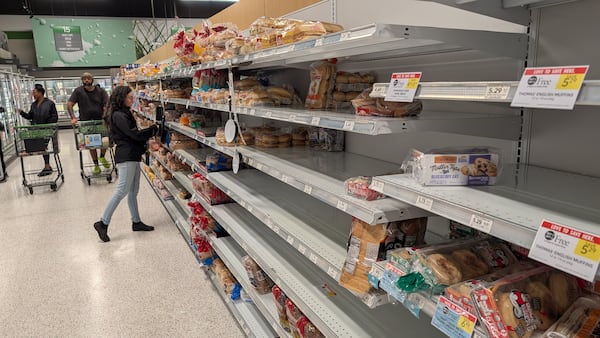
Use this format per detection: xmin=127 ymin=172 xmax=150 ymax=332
xmin=93 ymin=86 xmax=158 ymax=242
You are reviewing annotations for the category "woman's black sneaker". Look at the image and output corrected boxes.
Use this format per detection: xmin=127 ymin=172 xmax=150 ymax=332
xmin=132 ymin=221 xmax=154 ymax=231
xmin=94 ymin=221 xmax=110 ymax=242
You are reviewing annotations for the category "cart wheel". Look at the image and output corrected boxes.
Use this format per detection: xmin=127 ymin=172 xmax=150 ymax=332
xmin=51 ymin=184 xmax=57 ymax=191
xmin=87 ymin=178 xmax=91 ymax=185
xmin=107 ymin=176 xmax=112 ymax=183
xmin=28 ymin=187 xmax=33 ymax=194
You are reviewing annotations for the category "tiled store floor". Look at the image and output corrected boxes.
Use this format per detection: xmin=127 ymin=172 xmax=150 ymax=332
xmin=0 ymin=130 xmax=243 ymax=337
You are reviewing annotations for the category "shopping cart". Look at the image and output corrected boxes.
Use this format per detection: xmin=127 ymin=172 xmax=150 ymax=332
xmin=74 ymin=120 xmax=116 ymax=185
xmin=14 ymin=123 xmax=64 ymax=194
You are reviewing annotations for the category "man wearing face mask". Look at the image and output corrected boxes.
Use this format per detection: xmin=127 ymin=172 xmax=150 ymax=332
xmin=67 ymin=72 xmax=109 ymax=175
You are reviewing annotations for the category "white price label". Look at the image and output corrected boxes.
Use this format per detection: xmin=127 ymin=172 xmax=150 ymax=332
xmin=303 ymin=185 xmax=313 ymax=194
xmin=298 ymin=245 xmax=307 ymax=255
xmin=484 ymin=85 xmax=511 ymax=100
xmin=186 ymin=100 xmax=190 ymax=109
xmin=264 ymin=111 xmax=272 ymax=118
xmin=529 ymin=220 xmax=600 ymax=282
xmin=287 ymin=235 xmax=294 ymax=245
xmin=327 ymin=266 xmax=338 ymax=279
xmin=282 ymin=175 xmax=289 ymax=183
xmin=511 ymin=65 xmax=589 ymax=110
xmin=340 ymin=32 xmax=351 ymax=41
xmin=315 ymin=39 xmax=324 ymax=47
xmin=431 ymin=296 xmax=477 ymax=338
xmin=226 ymin=190 xmax=232 ymax=196
xmin=336 ymin=200 xmax=348 ymax=212
xmin=256 ymin=163 xmax=264 ymax=171
xmin=289 ymin=114 xmax=297 ymax=121
xmin=243 ymin=107 xmax=248 ymax=114
xmin=275 ymin=277 xmax=281 ymax=285
xmin=240 ymin=200 xmax=247 ymax=208
xmin=272 ymin=323 xmax=278 ymax=332
xmin=273 ymin=225 xmax=280 ymax=234
xmin=370 ymin=83 xmax=389 ymax=98
xmin=265 ymin=218 xmax=273 ymax=229
xmin=415 ymin=195 xmax=433 ymax=211
xmin=243 ymin=54 xmax=250 ymax=62
xmin=310 ymin=253 xmax=319 ymax=264
xmin=385 ymin=72 xmax=422 ymax=102
xmin=249 ymin=109 xmax=256 ymax=116
xmin=248 ymin=159 xmax=255 ymax=166
xmin=469 ymin=214 xmax=493 ymax=233
xmin=311 ymin=117 xmax=321 ymax=125
xmin=241 ymin=242 xmax=248 ymax=251
xmin=247 ymin=205 xmax=253 ymax=213
xmin=370 ymin=180 xmax=385 ymax=192
xmin=343 ymin=121 xmax=355 ymax=131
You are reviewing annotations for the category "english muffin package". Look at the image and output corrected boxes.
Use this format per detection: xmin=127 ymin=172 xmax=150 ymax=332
xmin=395 ymin=239 xmax=518 ymax=294
xmin=471 ymin=267 xmax=581 ymax=338
xmin=403 ymin=147 xmax=502 ymax=186
xmin=543 ymin=295 xmax=600 ymax=338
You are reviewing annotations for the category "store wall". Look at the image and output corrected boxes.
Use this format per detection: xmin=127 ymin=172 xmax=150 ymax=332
xmin=525 ymin=0 xmax=600 ymax=177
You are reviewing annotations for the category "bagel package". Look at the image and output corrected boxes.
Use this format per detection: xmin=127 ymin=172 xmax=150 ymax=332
xmin=406 ymin=147 xmax=501 ymax=186
xmin=339 ymin=217 xmax=427 ymax=294
xmin=272 ymin=285 xmax=291 ymax=332
xmin=445 ymin=261 xmax=540 ymax=316
xmin=471 ymin=267 xmax=582 ymax=338
xmin=543 ymin=295 xmax=600 ymax=338
xmin=351 ymin=87 xmax=423 ymax=117
xmin=395 ymin=239 xmax=518 ymax=294
xmin=242 ymin=256 xmax=274 ymax=294
xmin=344 ymin=176 xmax=384 ymax=201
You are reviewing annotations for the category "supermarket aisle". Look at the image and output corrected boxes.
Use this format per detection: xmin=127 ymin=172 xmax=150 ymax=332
xmin=0 ymin=130 xmax=243 ymax=337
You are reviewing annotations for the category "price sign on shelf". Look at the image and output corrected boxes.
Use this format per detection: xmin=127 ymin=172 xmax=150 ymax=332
xmin=370 ymin=180 xmax=385 ymax=192
xmin=370 ymin=83 xmax=389 ymax=98
xmin=484 ymin=85 xmax=511 ymax=100
xmin=311 ymin=117 xmax=321 ymax=125
xmin=303 ymin=185 xmax=313 ymax=195
xmin=343 ymin=121 xmax=355 ymax=131
xmin=431 ymin=296 xmax=477 ymax=338
xmin=337 ymin=200 xmax=348 ymax=212
xmin=298 ymin=244 xmax=307 ymax=255
xmin=529 ymin=219 xmax=600 ymax=281
xmin=385 ymin=72 xmax=422 ymax=102
xmin=415 ymin=195 xmax=433 ymax=211
xmin=511 ymin=65 xmax=589 ymax=110
xmin=469 ymin=214 xmax=493 ymax=234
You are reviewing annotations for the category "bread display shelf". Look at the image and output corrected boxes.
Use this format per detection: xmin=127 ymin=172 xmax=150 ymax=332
xmin=166 ymin=120 xmax=430 ymax=225
xmin=370 ymin=80 xmax=600 ymax=106
xmin=209 ymin=169 xmax=350 ymax=281
xmin=211 ymin=202 xmax=446 ymax=338
xmin=141 ymin=163 xmax=190 ymax=243
xmin=166 ymin=98 xmax=522 ymax=139
xmin=371 ymin=164 xmax=600 ymax=277
xmin=136 ymin=23 xmax=526 ymax=82
xmin=212 ymin=236 xmax=293 ymax=338
xmin=173 ymin=148 xmax=212 ymax=177
xmin=207 ymin=271 xmax=277 ymax=338
xmin=142 ymin=166 xmax=277 ymax=338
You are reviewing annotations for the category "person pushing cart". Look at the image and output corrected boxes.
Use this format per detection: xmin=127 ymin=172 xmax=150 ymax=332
xmin=67 ymin=72 xmax=110 ymax=175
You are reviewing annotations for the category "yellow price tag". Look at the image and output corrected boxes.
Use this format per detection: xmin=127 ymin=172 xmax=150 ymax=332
xmin=406 ymin=78 xmax=420 ymax=89
xmin=556 ymin=74 xmax=584 ymax=90
xmin=574 ymin=239 xmax=600 ymax=261
xmin=457 ymin=315 xmax=475 ymax=334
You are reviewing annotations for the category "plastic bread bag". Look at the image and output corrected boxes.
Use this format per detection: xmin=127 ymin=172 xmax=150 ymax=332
xmin=471 ymin=267 xmax=581 ymax=338
xmin=242 ymin=256 xmax=274 ymax=294
xmin=445 ymin=261 xmax=540 ymax=316
xmin=305 ymin=61 xmax=336 ymax=109
xmin=339 ymin=217 xmax=427 ymax=295
xmin=286 ymin=298 xmax=304 ymax=338
xmin=395 ymin=239 xmax=518 ymax=294
xmin=543 ymin=295 xmax=600 ymax=338
xmin=272 ymin=285 xmax=291 ymax=332
xmin=296 ymin=316 xmax=325 ymax=338
xmin=344 ymin=176 xmax=385 ymax=201
xmin=403 ymin=147 xmax=502 ymax=186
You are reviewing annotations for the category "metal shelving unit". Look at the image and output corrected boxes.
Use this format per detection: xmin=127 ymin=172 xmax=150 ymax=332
xmin=208 ymin=169 xmax=350 ymax=281
xmin=209 ymin=202 xmax=444 ymax=338
xmin=141 ymin=164 xmax=276 ymax=338
xmin=212 ymin=236 xmax=293 ymax=338
xmin=173 ymin=148 xmax=213 ymax=177
xmin=166 ymin=98 xmax=521 ymax=139
xmin=371 ymin=164 xmax=600 ymax=251
xmin=166 ymin=121 xmax=431 ymax=225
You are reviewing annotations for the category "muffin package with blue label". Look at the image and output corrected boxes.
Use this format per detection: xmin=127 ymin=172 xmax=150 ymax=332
xmin=405 ymin=147 xmax=501 ymax=186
